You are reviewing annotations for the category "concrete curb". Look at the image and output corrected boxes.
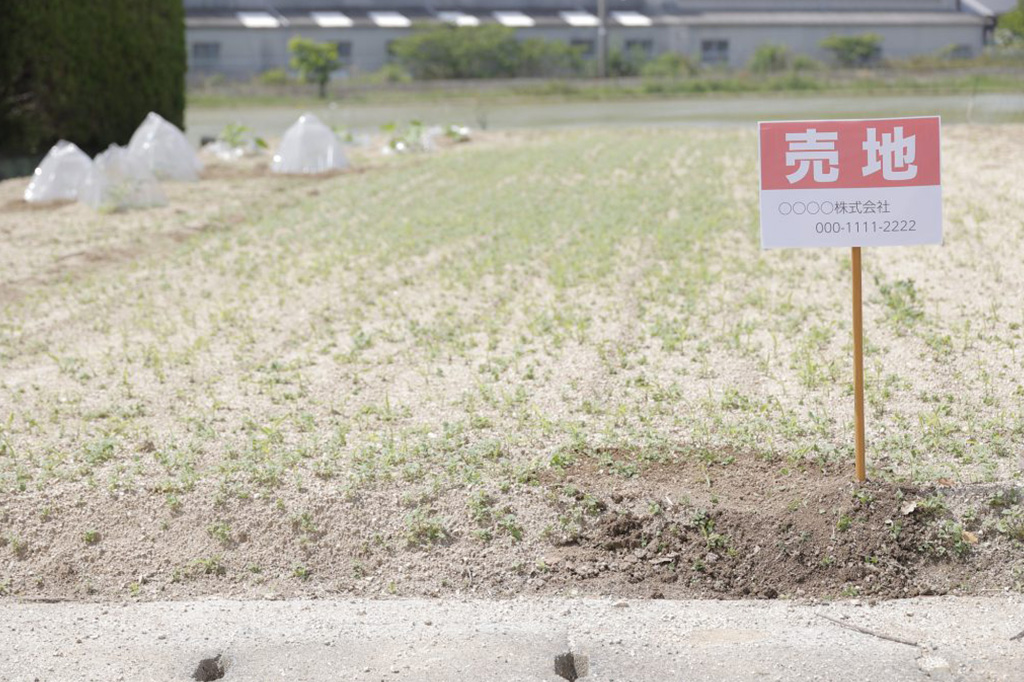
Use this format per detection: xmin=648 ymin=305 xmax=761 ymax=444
xmin=2 ymin=596 xmax=1022 ymax=681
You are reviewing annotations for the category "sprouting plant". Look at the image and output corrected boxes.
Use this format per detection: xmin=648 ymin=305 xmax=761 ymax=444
xmin=444 ymin=125 xmax=471 ymax=142
xmin=921 ymin=521 xmax=972 ymax=559
xmin=468 ymin=490 xmax=493 ymax=524
xmin=218 ymin=123 xmax=267 ymax=150
xmin=549 ymin=449 xmax=575 ymax=470
xmin=404 ymin=508 xmax=448 ymax=547
xmin=996 ymin=507 xmax=1024 ymax=542
xmin=219 ymin=123 xmax=249 ymax=147
xmin=192 ymin=556 xmax=226 ymax=576
xmin=332 ymin=126 xmax=357 ymax=144
xmin=4 ymin=534 xmax=28 ymax=558
xmin=916 ymin=494 xmax=949 ymax=518
xmin=382 ymin=120 xmax=434 ymax=153
xmin=692 ymin=510 xmax=728 ymax=550
xmin=988 ymin=489 xmax=1022 ymax=510
xmin=496 ymin=512 xmax=523 ymax=542
xmin=876 ymin=278 xmax=924 ymax=333
xmin=206 ymin=522 xmax=232 ymax=545
xmin=852 ymin=489 xmax=874 ymax=507
xmin=0 ymin=415 xmax=14 ymax=458
xmin=292 ymin=511 xmax=318 ymax=536
xmin=887 ymin=519 xmax=903 ymax=540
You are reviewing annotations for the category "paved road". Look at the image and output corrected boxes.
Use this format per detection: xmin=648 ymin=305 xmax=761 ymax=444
xmin=184 ymin=92 xmax=1024 ymax=144
xmin=2 ymin=596 xmax=1022 ymax=681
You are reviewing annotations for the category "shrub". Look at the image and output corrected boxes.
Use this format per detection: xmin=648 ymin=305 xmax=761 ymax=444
xmin=936 ymin=44 xmax=972 ymax=61
xmin=748 ymin=44 xmax=790 ymax=73
xmin=0 ymin=0 xmax=186 ymax=157
xmin=390 ymin=25 xmax=583 ymax=79
xmin=767 ymin=73 xmax=822 ymax=91
xmin=607 ymin=45 xmax=653 ymax=77
xmin=820 ymin=34 xmax=883 ymax=67
xmin=362 ymin=63 xmax=413 ymax=85
xmin=517 ymin=38 xmax=584 ymax=78
xmin=607 ymin=47 xmax=640 ymax=76
xmin=998 ymin=1 xmax=1024 ymax=41
xmin=791 ymin=55 xmax=824 ymax=72
xmin=289 ymin=37 xmax=340 ymax=98
xmin=641 ymin=52 xmax=697 ymax=79
xmin=391 ymin=25 xmax=522 ymax=79
xmin=203 ymin=73 xmax=227 ymax=88
xmin=257 ymin=68 xmax=291 ymax=86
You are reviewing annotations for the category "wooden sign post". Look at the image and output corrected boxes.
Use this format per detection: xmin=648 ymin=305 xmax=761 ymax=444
xmin=758 ymin=117 xmax=943 ymax=482
xmin=852 ymin=246 xmax=865 ymax=482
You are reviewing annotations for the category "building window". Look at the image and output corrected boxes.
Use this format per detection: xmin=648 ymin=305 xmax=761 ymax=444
xmin=336 ymin=41 xmax=352 ymax=60
xmin=571 ymin=39 xmax=595 ymax=58
xmin=624 ymin=39 xmax=654 ymax=59
xmin=701 ymin=39 xmax=729 ymax=65
xmin=192 ymin=42 xmax=221 ymax=63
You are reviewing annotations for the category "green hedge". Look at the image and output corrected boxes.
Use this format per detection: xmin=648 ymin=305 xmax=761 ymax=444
xmin=0 ymin=0 xmax=185 ymax=157
xmin=390 ymin=25 xmax=584 ymax=80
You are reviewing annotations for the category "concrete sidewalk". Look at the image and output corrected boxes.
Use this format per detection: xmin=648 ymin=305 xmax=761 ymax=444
xmin=2 ymin=596 xmax=1022 ymax=681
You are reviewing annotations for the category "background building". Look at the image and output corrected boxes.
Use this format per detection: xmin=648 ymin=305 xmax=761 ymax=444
xmin=184 ymin=1 xmax=1001 ymax=79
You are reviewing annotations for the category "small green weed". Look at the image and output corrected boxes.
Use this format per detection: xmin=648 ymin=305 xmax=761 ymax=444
xmin=876 ymin=278 xmax=924 ymax=333
xmin=404 ymin=509 xmax=448 ymax=547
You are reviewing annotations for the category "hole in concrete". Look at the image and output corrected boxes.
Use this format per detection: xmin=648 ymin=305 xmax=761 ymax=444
xmin=554 ymin=651 xmax=589 ymax=681
xmin=193 ymin=654 xmax=225 ymax=681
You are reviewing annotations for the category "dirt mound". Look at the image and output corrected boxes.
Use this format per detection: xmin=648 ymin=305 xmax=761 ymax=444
xmin=0 ymin=450 xmax=1021 ymax=602
xmin=527 ymin=452 xmax=1019 ymax=600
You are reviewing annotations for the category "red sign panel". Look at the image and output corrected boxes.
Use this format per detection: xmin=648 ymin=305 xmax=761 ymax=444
xmin=759 ymin=117 xmax=941 ymax=191
xmin=758 ymin=116 xmax=942 ymax=249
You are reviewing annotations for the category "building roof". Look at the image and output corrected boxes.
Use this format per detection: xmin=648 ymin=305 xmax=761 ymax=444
xmin=185 ymin=7 xmax=661 ymax=29
xmin=970 ymin=0 xmax=1019 ymax=13
xmin=677 ymin=11 xmax=988 ymax=26
xmin=184 ymin=6 xmax=991 ymax=29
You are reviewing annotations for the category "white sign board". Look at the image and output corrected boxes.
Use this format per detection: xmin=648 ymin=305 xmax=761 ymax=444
xmin=759 ymin=117 xmax=942 ymax=249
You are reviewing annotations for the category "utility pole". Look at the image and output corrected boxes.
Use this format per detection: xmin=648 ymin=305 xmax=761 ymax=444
xmin=597 ymin=0 xmax=608 ymax=78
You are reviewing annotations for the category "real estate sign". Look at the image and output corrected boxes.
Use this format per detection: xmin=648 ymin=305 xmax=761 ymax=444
xmin=758 ymin=117 xmax=942 ymax=249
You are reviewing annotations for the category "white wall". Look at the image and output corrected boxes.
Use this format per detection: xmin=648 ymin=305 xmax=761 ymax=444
xmin=651 ymin=0 xmax=961 ymax=11
xmin=681 ymin=22 xmax=985 ymax=67
xmin=187 ymin=10 xmax=986 ymax=78
xmin=526 ymin=26 xmax=679 ymax=56
xmin=188 ymin=28 xmax=407 ymax=77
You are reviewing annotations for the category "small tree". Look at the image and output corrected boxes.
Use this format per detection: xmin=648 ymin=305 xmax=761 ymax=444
xmin=288 ymin=37 xmax=340 ymax=98
xmin=820 ymin=34 xmax=882 ymax=67
xmin=998 ymin=0 xmax=1024 ymax=41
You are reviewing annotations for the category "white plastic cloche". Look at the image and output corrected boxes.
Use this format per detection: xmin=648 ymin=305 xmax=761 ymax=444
xmin=78 ymin=144 xmax=167 ymax=212
xmin=23 ymin=141 xmax=92 ymax=203
xmin=127 ymin=112 xmax=202 ymax=181
xmin=271 ymin=113 xmax=348 ymax=175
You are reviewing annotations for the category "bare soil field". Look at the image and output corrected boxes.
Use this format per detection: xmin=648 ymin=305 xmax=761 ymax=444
xmin=1 ymin=126 xmax=1022 ymax=603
